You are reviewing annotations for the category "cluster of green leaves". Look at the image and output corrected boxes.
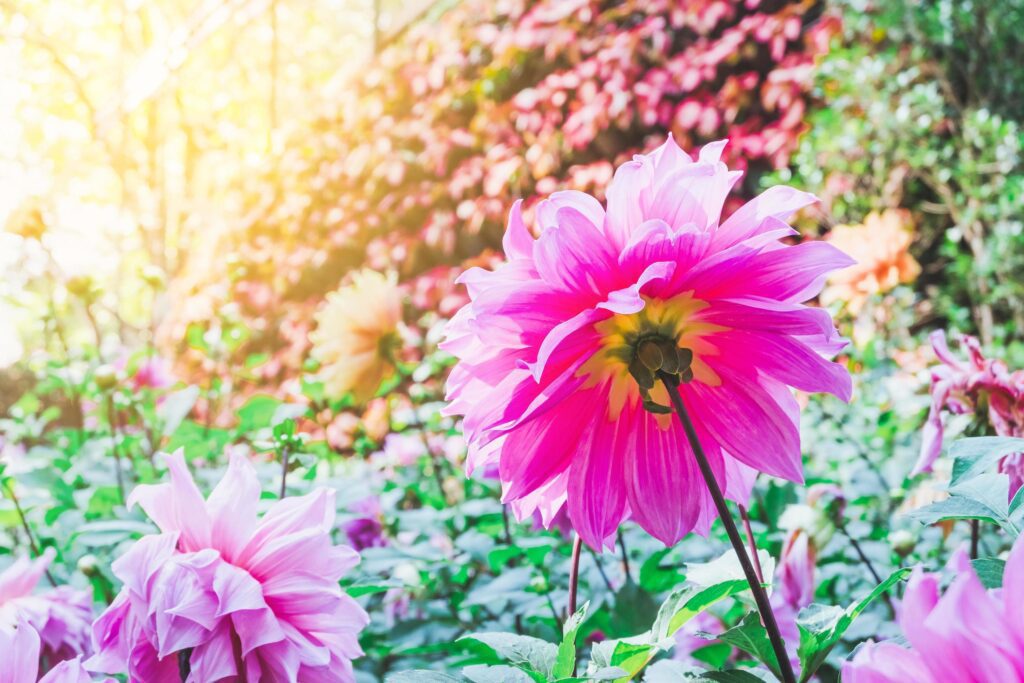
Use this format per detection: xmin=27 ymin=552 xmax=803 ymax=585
xmin=773 ymin=0 xmax=1024 ymax=346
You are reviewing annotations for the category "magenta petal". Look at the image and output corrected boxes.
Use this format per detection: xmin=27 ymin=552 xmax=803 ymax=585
xmin=716 ymin=330 xmax=853 ymax=401
xmin=624 ymin=411 xmax=706 ymax=545
xmin=501 ymin=388 xmax=604 ymax=501
xmin=566 ymin=410 xmax=629 ymax=550
xmin=685 ymin=374 xmax=804 ymax=483
xmin=713 ymin=185 xmax=817 ymax=251
xmin=534 ymin=205 xmax=617 ymax=295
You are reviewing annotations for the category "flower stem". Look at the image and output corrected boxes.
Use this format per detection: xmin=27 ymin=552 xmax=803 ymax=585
xmin=567 ymin=534 xmax=583 ymax=618
xmin=838 ymin=523 xmax=895 ymax=617
xmin=1 ymin=479 xmax=57 ymax=587
xmin=739 ymin=504 xmax=764 ymax=584
xmin=279 ymin=446 xmax=291 ymax=499
xmin=106 ymin=394 xmax=126 ymax=504
xmin=660 ymin=375 xmax=796 ymax=683
xmin=617 ymin=528 xmax=633 ymax=584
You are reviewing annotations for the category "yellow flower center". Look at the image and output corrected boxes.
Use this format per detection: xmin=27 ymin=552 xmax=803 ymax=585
xmin=578 ymin=292 xmax=727 ymax=424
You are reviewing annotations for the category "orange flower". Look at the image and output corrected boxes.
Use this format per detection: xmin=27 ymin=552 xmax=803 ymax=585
xmin=822 ymin=209 xmax=920 ymax=313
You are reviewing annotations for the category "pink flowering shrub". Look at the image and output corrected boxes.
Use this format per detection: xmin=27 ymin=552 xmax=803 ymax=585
xmin=87 ymin=450 xmax=368 ymax=682
xmin=165 ymin=0 xmax=837 ymax=394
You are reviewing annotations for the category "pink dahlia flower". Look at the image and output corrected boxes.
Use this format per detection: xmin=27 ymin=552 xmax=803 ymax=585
xmin=86 ymin=450 xmax=369 ymax=682
xmin=443 ymin=136 xmax=853 ymax=548
xmin=0 ymin=548 xmax=92 ymax=671
xmin=915 ymin=330 xmax=1024 ymax=493
xmin=843 ymin=534 xmax=1024 ymax=682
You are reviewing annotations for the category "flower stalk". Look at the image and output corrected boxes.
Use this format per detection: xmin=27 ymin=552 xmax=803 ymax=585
xmin=739 ymin=504 xmax=765 ymax=584
xmin=659 ymin=372 xmax=797 ymax=683
xmin=567 ymin=534 xmax=583 ymax=618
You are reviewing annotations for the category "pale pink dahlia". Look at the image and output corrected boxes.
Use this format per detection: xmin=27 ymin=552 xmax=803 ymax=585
xmin=843 ymin=534 xmax=1024 ymax=682
xmin=443 ymin=136 xmax=852 ymax=549
xmin=0 ymin=548 xmax=92 ymax=670
xmin=86 ymin=450 xmax=369 ymax=682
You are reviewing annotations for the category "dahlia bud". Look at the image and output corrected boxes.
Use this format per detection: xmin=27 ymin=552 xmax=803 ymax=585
xmin=77 ymin=554 xmax=99 ymax=576
xmin=94 ymin=365 xmax=118 ymax=391
xmin=889 ymin=529 xmax=916 ymax=557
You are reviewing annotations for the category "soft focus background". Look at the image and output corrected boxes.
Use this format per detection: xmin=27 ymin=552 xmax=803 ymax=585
xmin=1 ymin=0 xmax=1023 ymax=680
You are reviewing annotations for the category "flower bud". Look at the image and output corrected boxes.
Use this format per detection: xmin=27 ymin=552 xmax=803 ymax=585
xmin=889 ymin=529 xmax=916 ymax=557
xmin=94 ymin=365 xmax=118 ymax=391
xmin=77 ymin=554 xmax=99 ymax=576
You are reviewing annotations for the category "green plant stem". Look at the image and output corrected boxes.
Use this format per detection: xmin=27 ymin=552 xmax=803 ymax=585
xmin=585 ymin=545 xmax=615 ymax=593
xmin=838 ymin=523 xmax=896 ymax=617
xmin=279 ymin=446 xmax=291 ymax=499
xmin=739 ymin=504 xmax=765 ymax=584
xmin=2 ymin=480 xmax=57 ymax=587
xmin=567 ymin=535 xmax=583 ymax=618
xmin=660 ymin=374 xmax=796 ymax=683
xmin=617 ymin=529 xmax=633 ymax=583
xmin=106 ymin=394 xmax=126 ymax=504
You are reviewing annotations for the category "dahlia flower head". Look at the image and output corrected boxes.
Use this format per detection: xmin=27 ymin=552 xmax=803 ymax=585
xmin=86 ymin=450 xmax=369 ymax=682
xmin=311 ymin=269 xmax=404 ymax=404
xmin=915 ymin=330 xmax=1024 ymax=493
xmin=821 ymin=208 xmax=920 ymax=313
xmin=843 ymin=533 xmax=1024 ymax=682
xmin=0 ymin=548 xmax=92 ymax=671
xmin=1 ymin=617 xmax=112 ymax=683
xmin=443 ymin=136 xmax=853 ymax=549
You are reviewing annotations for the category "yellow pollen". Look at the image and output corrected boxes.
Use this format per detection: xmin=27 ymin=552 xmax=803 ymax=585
xmin=578 ymin=292 xmax=726 ymax=425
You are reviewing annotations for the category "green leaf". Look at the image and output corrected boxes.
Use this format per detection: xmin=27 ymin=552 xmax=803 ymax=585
xmin=972 ymin=558 xmax=1006 ymax=589
xmin=463 ymin=665 xmax=537 ymax=683
xmin=458 ymin=633 xmax=557 ymax=677
xmin=639 ymin=548 xmax=684 ymax=592
xmin=553 ymin=602 xmax=588 ymax=679
xmin=651 ymin=580 xmax=749 ymax=643
xmin=717 ymin=612 xmax=781 ymax=680
xmin=907 ymin=472 xmax=1019 ymax=535
xmin=608 ymin=640 xmax=656 ymax=680
xmin=385 ymin=672 xmax=463 ymax=683
xmin=950 ymin=437 xmax=1024 ymax=485
xmin=236 ymin=395 xmax=283 ymax=433
xmin=702 ymin=671 xmax=776 ymax=682
xmin=795 ymin=567 xmax=911 ymax=682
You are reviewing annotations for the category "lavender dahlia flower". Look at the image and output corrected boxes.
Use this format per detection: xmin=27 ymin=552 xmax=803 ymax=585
xmin=86 ymin=450 xmax=368 ymax=682
xmin=843 ymin=534 xmax=1024 ymax=681
xmin=443 ymin=136 xmax=852 ymax=549
xmin=0 ymin=548 xmax=92 ymax=671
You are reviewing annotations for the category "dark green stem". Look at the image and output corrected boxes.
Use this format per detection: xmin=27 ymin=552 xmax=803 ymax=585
xmin=660 ymin=375 xmax=796 ymax=683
